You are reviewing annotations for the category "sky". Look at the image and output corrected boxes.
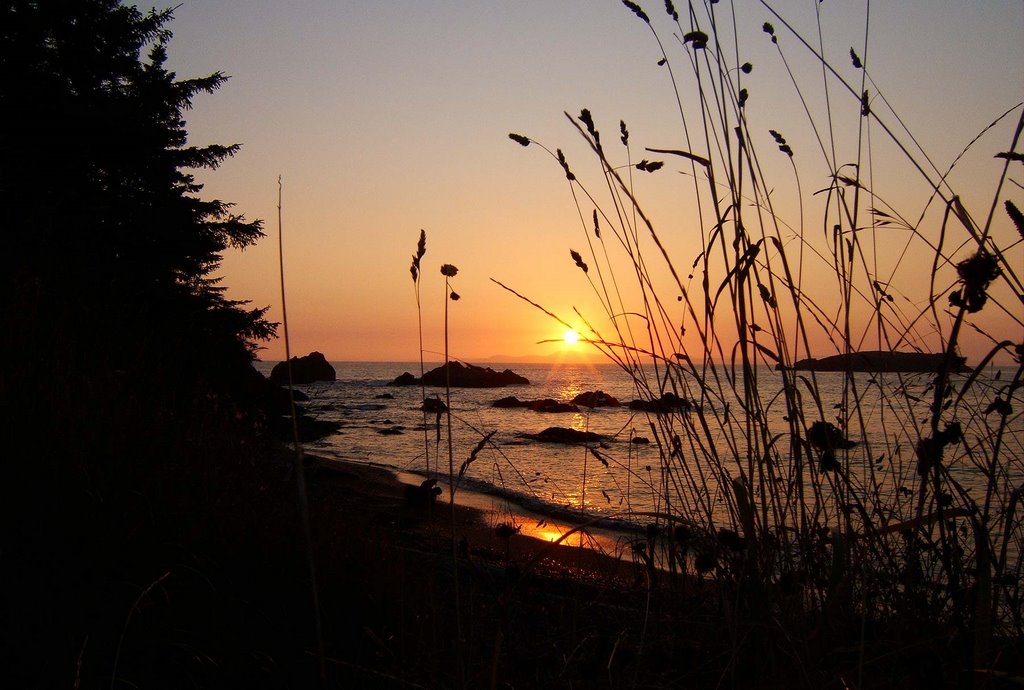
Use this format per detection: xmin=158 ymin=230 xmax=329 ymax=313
xmin=162 ymin=0 xmax=1024 ymax=364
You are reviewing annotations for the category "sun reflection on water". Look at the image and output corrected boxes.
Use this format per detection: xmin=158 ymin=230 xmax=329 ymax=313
xmin=517 ymin=522 xmax=569 ymax=543
xmin=558 ymin=381 xmax=584 ymax=401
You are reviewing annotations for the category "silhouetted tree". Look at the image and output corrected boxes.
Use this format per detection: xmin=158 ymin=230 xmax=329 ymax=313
xmin=1 ymin=0 xmax=273 ymax=380
xmin=0 ymin=3 xmax=303 ymax=686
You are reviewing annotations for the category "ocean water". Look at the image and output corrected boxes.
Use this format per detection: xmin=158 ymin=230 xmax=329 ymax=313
xmin=256 ymin=360 xmax=1023 ymax=534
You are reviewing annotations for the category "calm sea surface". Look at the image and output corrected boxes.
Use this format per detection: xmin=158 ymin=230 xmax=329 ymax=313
xmin=256 ymin=360 xmax=1022 ymax=531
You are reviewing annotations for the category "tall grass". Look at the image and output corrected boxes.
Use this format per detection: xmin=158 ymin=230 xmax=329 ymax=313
xmin=503 ymin=0 xmax=1023 ymax=682
xmin=409 ymin=229 xmax=431 ymax=475
xmin=276 ymin=176 xmax=326 ymax=686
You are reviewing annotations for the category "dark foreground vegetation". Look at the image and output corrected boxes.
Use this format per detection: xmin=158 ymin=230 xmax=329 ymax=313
xmin=3 ymin=1 xmax=1022 ymax=688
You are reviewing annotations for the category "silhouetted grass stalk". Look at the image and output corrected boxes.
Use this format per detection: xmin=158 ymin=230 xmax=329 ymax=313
xmin=409 ymin=230 xmax=430 ymax=476
xmin=504 ymin=0 xmax=1023 ymax=681
xmin=439 ymin=261 xmax=465 ymax=686
xmin=276 ymin=176 xmax=326 ymax=686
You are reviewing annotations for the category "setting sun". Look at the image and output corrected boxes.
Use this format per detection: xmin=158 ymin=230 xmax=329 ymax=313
xmin=562 ymin=329 xmax=580 ymax=346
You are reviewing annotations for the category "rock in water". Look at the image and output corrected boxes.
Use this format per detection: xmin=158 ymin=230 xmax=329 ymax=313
xmin=492 ymin=396 xmax=529 ymax=408
xmin=421 ymin=397 xmax=447 ymax=413
xmin=628 ymin=392 xmax=692 ymax=413
xmin=528 ymin=399 xmax=578 ymax=413
xmin=269 ymin=351 xmax=336 ymax=385
xmin=391 ymin=362 xmax=529 ymax=387
xmin=525 ymin=427 xmax=605 ymax=444
xmin=572 ymin=390 xmax=621 ymax=407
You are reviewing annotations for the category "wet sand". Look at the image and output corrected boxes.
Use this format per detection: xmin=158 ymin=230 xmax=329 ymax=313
xmin=303 ymin=453 xmax=642 ymax=584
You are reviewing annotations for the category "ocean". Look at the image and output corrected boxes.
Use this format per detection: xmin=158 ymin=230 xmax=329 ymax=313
xmin=256 ymin=359 xmax=1022 ymax=542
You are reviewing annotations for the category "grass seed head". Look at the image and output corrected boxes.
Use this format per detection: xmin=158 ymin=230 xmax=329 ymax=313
xmin=570 ymin=249 xmax=589 ymax=274
xmin=683 ymin=30 xmax=709 ymax=49
xmin=949 ymin=250 xmax=1001 ymax=313
xmin=622 ymin=0 xmax=650 ymax=24
xmin=557 ymin=148 xmax=576 ymax=181
xmin=636 ymin=159 xmax=664 ymax=172
xmin=1005 ymin=200 xmax=1024 ymax=240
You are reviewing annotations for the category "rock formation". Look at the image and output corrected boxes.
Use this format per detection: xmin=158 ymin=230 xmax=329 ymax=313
xmin=524 ymin=427 xmax=605 ymax=444
xmin=391 ymin=362 xmax=529 ymax=387
xmin=269 ymin=351 xmax=337 ymax=385
xmin=572 ymin=390 xmax=621 ymax=407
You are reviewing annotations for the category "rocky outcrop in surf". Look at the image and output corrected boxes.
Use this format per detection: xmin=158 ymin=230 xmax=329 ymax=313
xmin=269 ymin=351 xmax=337 ymax=385
xmin=492 ymin=396 xmax=578 ymax=413
xmin=391 ymin=362 xmax=529 ymax=388
xmin=572 ymin=390 xmax=622 ymax=407
xmin=628 ymin=392 xmax=694 ymax=413
xmin=524 ymin=427 xmax=605 ymax=444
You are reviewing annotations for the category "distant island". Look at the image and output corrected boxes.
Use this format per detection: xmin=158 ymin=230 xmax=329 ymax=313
xmin=779 ymin=351 xmax=967 ymax=373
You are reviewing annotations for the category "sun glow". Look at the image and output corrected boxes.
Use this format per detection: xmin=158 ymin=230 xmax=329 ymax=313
xmin=562 ymin=329 xmax=580 ymax=346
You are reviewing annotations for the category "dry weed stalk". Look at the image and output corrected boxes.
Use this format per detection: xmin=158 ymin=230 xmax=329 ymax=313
xmin=502 ymin=0 xmax=1023 ymax=680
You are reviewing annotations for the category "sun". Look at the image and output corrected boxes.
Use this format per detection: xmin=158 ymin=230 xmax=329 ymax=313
xmin=562 ymin=329 xmax=580 ymax=346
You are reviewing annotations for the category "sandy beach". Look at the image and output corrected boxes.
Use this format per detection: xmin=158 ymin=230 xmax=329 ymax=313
xmin=303 ymin=451 xmax=642 ymax=587
xmin=297 ymin=450 xmax=687 ymax=687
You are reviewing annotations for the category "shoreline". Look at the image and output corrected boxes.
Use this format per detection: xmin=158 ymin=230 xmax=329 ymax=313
xmin=302 ymin=452 xmax=643 ymax=584
xmin=394 ymin=468 xmax=641 ymax=561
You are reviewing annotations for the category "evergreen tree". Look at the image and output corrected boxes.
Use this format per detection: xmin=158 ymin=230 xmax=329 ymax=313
xmin=1 ymin=0 xmax=273 ymax=380
xmin=1 ymin=3 xmax=301 ymax=685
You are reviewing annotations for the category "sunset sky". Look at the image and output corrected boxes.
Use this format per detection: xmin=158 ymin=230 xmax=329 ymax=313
xmin=164 ymin=1 xmax=1023 ymax=364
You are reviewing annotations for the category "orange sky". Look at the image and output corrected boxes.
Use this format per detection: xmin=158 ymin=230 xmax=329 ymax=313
xmin=165 ymin=1 xmax=1023 ymax=364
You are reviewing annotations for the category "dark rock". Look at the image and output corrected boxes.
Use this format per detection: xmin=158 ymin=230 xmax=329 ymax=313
xmin=572 ymin=390 xmax=621 ymax=407
xmin=269 ymin=351 xmax=336 ymax=385
xmin=629 ymin=392 xmax=692 ymax=413
xmin=376 ymin=393 xmax=394 ymax=399
xmin=631 ymin=437 xmax=650 ymax=445
xmin=421 ymin=397 xmax=447 ymax=413
xmin=393 ymin=362 xmax=529 ymax=388
xmin=245 ymin=364 xmax=340 ymax=442
xmin=492 ymin=396 xmax=578 ymax=412
xmin=405 ymin=478 xmax=442 ymax=507
xmin=271 ymin=415 xmax=342 ymax=442
xmin=524 ymin=427 xmax=605 ymax=444
xmin=779 ymin=350 xmax=967 ymax=373
xmin=529 ymin=398 xmax=579 ymax=413
xmin=377 ymin=427 xmax=404 ymax=436
xmin=492 ymin=396 xmax=529 ymax=408
xmin=264 ymin=385 xmax=308 ymax=417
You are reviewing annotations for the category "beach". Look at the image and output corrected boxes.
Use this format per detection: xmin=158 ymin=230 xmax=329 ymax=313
xmin=296 ymin=450 xmax=694 ymax=688
xmin=303 ymin=451 xmax=641 ymax=583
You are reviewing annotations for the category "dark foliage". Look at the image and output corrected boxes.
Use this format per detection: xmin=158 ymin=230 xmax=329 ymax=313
xmin=0 ymin=2 xmax=298 ymax=686
xmin=949 ymin=249 xmax=1001 ymax=313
